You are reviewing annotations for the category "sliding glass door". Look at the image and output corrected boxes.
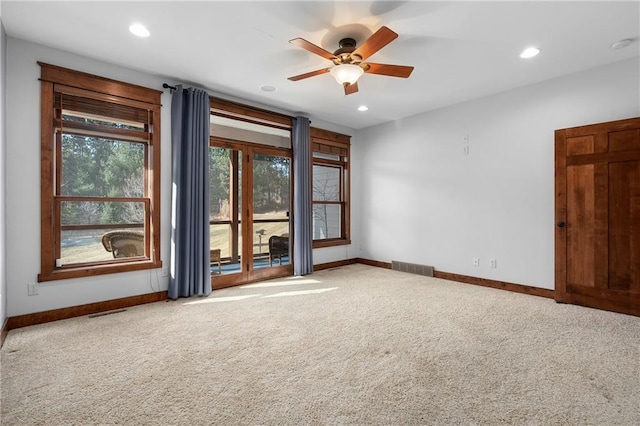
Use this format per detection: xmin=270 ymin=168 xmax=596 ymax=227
xmin=209 ymin=142 xmax=292 ymax=288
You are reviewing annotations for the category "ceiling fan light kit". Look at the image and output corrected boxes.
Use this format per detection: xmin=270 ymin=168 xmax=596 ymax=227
xmin=330 ymin=64 xmax=365 ymax=86
xmin=288 ymin=26 xmax=414 ymax=95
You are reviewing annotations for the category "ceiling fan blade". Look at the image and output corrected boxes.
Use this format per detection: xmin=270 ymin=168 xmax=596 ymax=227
xmin=344 ymin=82 xmax=359 ymax=95
xmin=289 ymin=38 xmax=336 ymax=60
xmin=288 ymin=68 xmax=331 ymax=81
xmin=352 ymin=26 xmax=398 ymax=60
xmin=365 ymin=63 xmax=414 ymax=78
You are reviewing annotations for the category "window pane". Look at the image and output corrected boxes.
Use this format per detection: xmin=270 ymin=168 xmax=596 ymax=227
xmin=60 ymin=227 xmax=143 ymax=265
xmin=61 ymin=135 xmax=144 ymax=197
xmin=210 ymin=223 xmax=234 ymax=258
xmin=210 ymin=147 xmax=232 ymax=220
xmin=313 ymin=165 xmax=340 ymax=202
xmin=313 ymin=204 xmax=341 ymax=239
xmin=253 ymin=154 xmax=290 ymax=220
xmin=253 ymin=153 xmax=291 ymax=269
xmin=61 ymin=201 xmax=145 ymax=226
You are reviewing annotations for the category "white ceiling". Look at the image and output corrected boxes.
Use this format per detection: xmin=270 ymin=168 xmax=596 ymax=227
xmin=2 ymin=1 xmax=639 ymax=130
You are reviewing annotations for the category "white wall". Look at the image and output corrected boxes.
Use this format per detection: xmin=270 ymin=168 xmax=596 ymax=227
xmin=354 ymin=58 xmax=640 ymax=289
xmin=0 ymin=18 xmax=7 ymax=327
xmin=5 ymin=37 xmax=356 ymax=317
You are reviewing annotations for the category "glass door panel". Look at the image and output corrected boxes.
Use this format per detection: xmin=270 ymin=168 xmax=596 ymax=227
xmin=252 ymin=153 xmax=291 ymax=271
xmin=209 ymin=147 xmax=242 ymax=277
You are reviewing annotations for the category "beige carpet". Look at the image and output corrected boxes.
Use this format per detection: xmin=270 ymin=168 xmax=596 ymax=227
xmin=2 ymin=264 xmax=639 ymax=425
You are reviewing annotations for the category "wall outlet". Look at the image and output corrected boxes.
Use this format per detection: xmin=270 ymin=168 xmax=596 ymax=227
xmin=462 ymin=145 xmax=469 ymax=156
xmin=490 ymin=258 xmax=497 ymax=268
xmin=472 ymin=257 xmax=480 ymax=267
xmin=28 ymin=283 xmax=39 ymax=296
xmin=161 ymin=267 xmax=169 ymax=277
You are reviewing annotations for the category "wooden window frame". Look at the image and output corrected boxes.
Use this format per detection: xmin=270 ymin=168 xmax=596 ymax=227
xmin=311 ymin=127 xmax=351 ymax=248
xmin=38 ymin=63 xmax=163 ymax=282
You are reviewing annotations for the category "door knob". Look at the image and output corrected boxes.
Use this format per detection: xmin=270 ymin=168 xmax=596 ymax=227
xmin=556 ymin=221 xmax=566 ymax=228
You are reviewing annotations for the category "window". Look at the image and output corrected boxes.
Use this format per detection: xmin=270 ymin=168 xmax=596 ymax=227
xmin=311 ymin=127 xmax=350 ymax=248
xmin=38 ymin=63 xmax=162 ymax=282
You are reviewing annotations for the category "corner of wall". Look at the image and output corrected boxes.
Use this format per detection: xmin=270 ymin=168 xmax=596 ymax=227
xmin=0 ymin=19 xmax=8 ymax=331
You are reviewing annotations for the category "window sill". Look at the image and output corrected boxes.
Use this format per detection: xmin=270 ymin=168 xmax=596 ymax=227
xmin=38 ymin=260 xmax=162 ymax=282
xmin=312 ymin=239 xmax=351 ymax=249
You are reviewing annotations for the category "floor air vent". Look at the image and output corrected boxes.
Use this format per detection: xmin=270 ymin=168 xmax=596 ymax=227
xmin=391 ymin=261 xmax=434 ymax=277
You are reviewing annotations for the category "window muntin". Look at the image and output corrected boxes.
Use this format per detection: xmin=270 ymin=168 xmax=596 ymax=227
xmin=39 ymin=63 xmax=161 ymax=281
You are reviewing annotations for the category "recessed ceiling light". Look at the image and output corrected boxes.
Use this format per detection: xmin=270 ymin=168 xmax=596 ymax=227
xmin=129 ymin=23 xmax=150 ymax=38
xmin=357 ymin=105 xmax=368 ymax=112
xmin=611 ymin=39 xmax=633 ymax=50
xmin=520 ymin=47 xmax=540 ymax=59
xmin=260 ymin=85 xmax=278 ymax=92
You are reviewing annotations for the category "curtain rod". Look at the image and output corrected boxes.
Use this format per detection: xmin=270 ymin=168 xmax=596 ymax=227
xmin=162 ymin=83 xmax=179 ymax=92
xmin=162 ymin=83 xmax=305 ymax=122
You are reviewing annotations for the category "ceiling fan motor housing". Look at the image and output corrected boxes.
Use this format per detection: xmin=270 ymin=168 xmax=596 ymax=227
xmin=333 ymin=38 xmax=363 ymax=65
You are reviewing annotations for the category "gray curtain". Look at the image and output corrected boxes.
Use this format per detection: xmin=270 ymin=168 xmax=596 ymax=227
xmin=169 ymin=85 xmax=211 ymax=298
xmin=292 ymin=116 xmax=313 ymax=275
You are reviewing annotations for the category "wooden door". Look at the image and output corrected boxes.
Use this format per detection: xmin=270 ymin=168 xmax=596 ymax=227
xmin=555 ymin=117 xmax=640 ymax=316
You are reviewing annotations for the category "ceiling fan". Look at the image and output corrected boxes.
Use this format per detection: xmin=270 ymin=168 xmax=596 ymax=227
xmin=288 ymin=26 xmax=414 ymax=95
